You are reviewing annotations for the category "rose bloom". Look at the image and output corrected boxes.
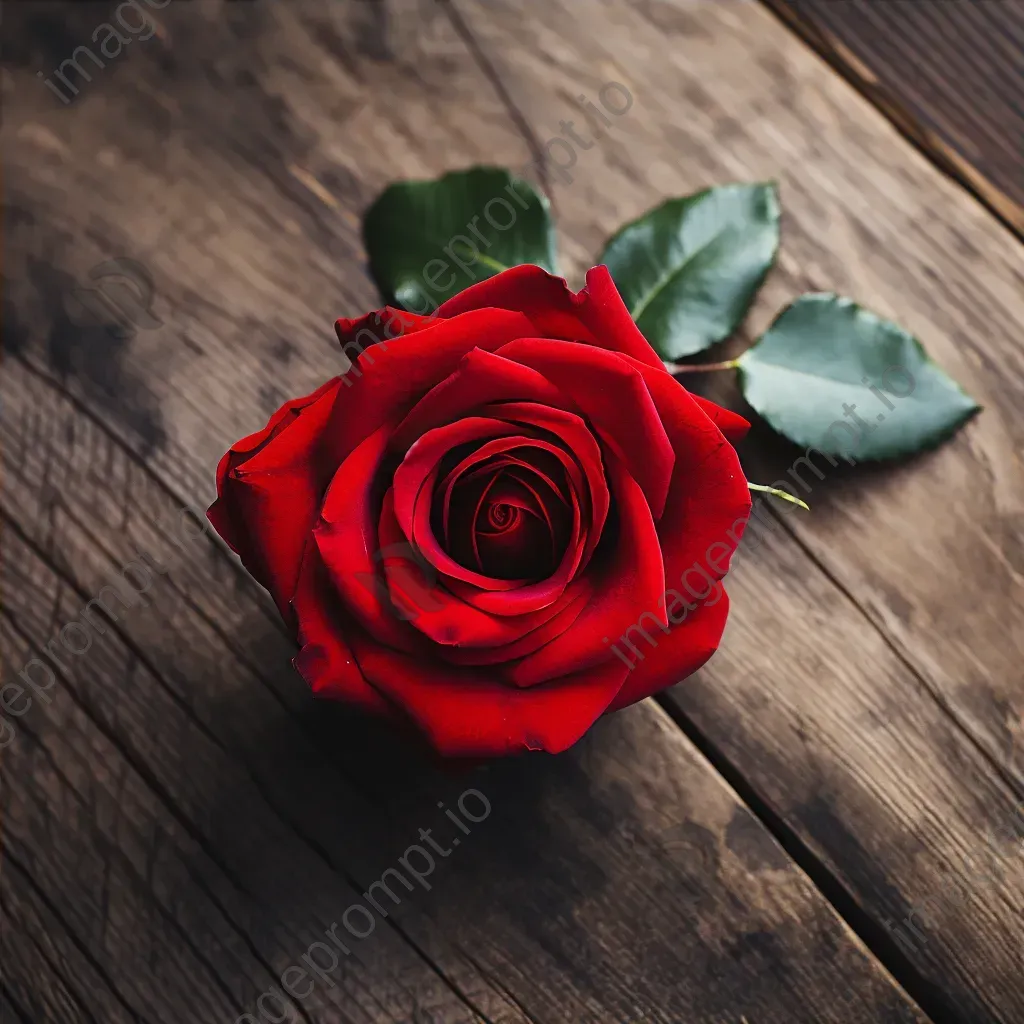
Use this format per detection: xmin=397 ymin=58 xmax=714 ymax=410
xmin=208 ymin=266 xmax=750 ymax=757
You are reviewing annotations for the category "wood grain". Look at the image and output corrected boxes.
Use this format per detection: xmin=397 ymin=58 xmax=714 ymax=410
xmin=4 ymin=0 xmax=1024 ymax=1021
xmin=0 ymin=2 xmax=933 ymax=1023
xmin=449 ymin=2 xmax=1024 ymax=1019
xmin=0 ymin=493 xmax=925 ymax=1024
xmin=764 ymin=0 xmax=1024 ymax=236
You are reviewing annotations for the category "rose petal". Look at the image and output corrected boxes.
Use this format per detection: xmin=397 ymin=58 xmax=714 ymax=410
xmin=378 ymin=489 xmax=582 ymax=649
xmin=437 ymin=264 xmax=665 ymax=370
xmin=478 ymin=400 xmax=608 ymax=568
xmin=291 ymin=543 xmax=395 ymax=716
xmin=436 ymin=581 xmax=592 ymax=670
xmin=389 ymin=353 xmax=611 ymax=575
xmin=394 ymin=421 xmax=585 ymax=598
xmin=626 ymin=360 xmax=751 ymax=590
xmin=417 ymin=451 xmax=585 ymax=614
xmin=394 ymin=418 xmax=536 ymax=587
xmin=207 ymin=377 xmax=341 ymax=619
xmin=688 ymin=393 xmax=751 ymax=445
xmin=314 ymin=423 xmax=427 ymax=654
xmin=496 ymin=337 xmax=675 ymax=520
xmin=388 ymin=346 xmax=565 ymax=454
xmin=322 ymin=308 xmax=536 ymax=471
xmin=469 ymin=472 xmax=566 ymax=580
xmin=348 ymin=632 xmax=630 ymax=756
xmin=576 ymin=265 xmax=670 ymax=371
xmin=606 ymin=591 xmax=731 ymax=711
xmin=208 ymin=375 xmax=340 ymax=553
xmin=335 ymin=306 xmax=435 ymax=352
xmin=508 ymin=449 xmax=666 ymax=686
xmin=442 ymin=451 xmax=570 ymax=528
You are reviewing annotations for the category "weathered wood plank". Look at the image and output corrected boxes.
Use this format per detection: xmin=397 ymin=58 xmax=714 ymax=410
xmin=765 ymin=0 xmax=1024 ymax=237
xmin=0 ymin=2 xmax=932 ymax=1022
xmin=1 ymin=856 xmax=135 ymax=1024
xmin=0 ymin=521 xmax=533 ymax=1024
xmin=0 ymin=481 xmax=925 ymax=1024
xmin=447 ymin=0 xmax=1024 ymax=1019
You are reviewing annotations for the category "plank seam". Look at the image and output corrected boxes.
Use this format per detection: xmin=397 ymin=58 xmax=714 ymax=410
xmin=765 ymin=503 xmax=1024 ymax=805
xmin=654 ymin=693 xmax=956 ymax=1024
xmin=759 ymin=0 xmax=1024 ymax=242
xmin=1 ymin=523 xmax=516 ymax=1024
xmin=10 ymin=354 xmax=277 ymax=629
xmin=439 ymin=0 xmax=555 ymax=199
xmin=1 ymin=852 xmax=153 ymax=1024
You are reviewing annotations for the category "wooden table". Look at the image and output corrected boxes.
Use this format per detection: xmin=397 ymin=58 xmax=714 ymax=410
xmin=3 ymin=2 xmax=1023 ymax=1022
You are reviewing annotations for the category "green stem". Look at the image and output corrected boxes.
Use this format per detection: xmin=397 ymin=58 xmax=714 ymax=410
xmin=475 ymin=252 xmax=510 ymax=274
xmin=748 ymin=483 xmax=810 ymax=511
xmin=447 ymin=239 xmax=509 ymax=275
xmin=664 ymin=358 xmax=740 ymax=374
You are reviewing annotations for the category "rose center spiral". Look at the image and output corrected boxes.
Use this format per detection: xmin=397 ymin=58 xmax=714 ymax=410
xmin=432 ymin=441 xmax=577 ymax=583
xmin=486 ymin=501 xmax=518 ymax=531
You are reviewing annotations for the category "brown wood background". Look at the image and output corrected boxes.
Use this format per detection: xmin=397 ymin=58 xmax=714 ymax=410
xmin=2 ymin=2 xmax=1023 ymax=1023
xmin=769 ymin=0 xmax=1024 ymax=235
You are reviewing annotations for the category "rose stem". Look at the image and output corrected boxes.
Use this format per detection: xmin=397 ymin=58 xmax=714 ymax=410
xmin=747 ymin=483 xmax=810 ymax=511
xmin=663 ymin=358 xmax=740 ymax=374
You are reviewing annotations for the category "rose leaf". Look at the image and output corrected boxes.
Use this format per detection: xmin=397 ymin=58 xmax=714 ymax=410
xmin=737 ymin=293 xmax=981 ymax=461
xmin=363 ymin=166 xmax=557 ymax=312
xmin=598 ymin=183 xmax=780 ymax=360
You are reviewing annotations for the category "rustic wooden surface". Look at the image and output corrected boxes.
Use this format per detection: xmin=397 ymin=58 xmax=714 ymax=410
xmin=767 ymin=0 xmax=1024 ymax=236
xmin=2 ymin=1 xmax=1023 ymax=1023
xmin=460 ymin=4 xmax=1024 ymax=1021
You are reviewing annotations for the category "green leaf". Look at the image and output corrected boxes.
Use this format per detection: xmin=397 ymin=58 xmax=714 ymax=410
xmin=737 ymin=293 xmax=980 ymax=461
xmin=598 ymin=183 xmax=780 ymax=360
xmin=363 ymin=166 xmax=557 ymax=313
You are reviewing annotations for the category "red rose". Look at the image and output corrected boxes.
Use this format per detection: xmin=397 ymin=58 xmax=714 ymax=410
xmin=208 ymin=266 xmax=750 ymax=757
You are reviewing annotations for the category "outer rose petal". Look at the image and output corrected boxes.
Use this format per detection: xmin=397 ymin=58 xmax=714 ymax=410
xmin=438 ymin=264 xmax=665 ymax=371
xmin=601 ymin=362 xmax=749 ymax=710
xmin=291 ymin=544 xmax=394 ymax=715
xmin=626 ymin=361 xmax=751 ymax=589
xmin=347 ymin=633 xmax=630 ymax=757
xmin=209 ymin=376 xmax=339 ymax=553
xmin=321 ymin=307 xmax=536 ymax=471
xmin=207 ymin=377 xmax=341 ymax=619
xmin=606 ymin=591 xmax=731 ymax=711
xmin=314 ymin=423 xmax=428 ymax=655
xmin=688 ymin=393 xmax=751 ymax=445
xmin=335 ymin=306 xmax=436 ymax=352
xmin=577 ymin=264 xmax=669 ymax=371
